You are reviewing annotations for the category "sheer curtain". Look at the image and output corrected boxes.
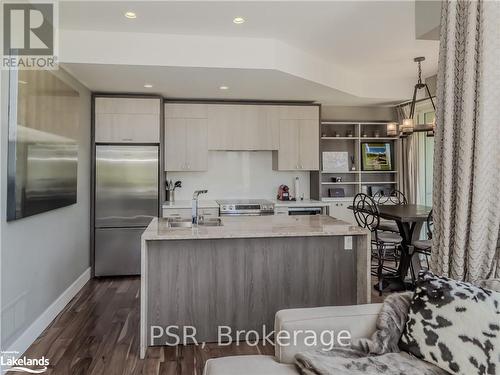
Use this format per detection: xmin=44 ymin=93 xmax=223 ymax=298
xmin=397 ymin=106 xmax=422 ymax=205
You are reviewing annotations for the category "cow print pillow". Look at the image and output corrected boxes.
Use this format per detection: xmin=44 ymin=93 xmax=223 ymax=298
xmin=399 ymin=271 xmax=500 ymax=375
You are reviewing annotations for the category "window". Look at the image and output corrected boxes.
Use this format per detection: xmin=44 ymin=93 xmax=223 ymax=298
xmin=415 ymin=103 xmax=435 ymax=207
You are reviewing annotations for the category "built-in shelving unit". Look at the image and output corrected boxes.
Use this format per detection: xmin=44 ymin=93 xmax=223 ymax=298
xmin=310 ymin=121 xmax=401 ymax=202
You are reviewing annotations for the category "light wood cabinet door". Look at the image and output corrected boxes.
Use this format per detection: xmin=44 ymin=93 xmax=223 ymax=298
xmin=279 ymin=105 xmax=319 ymax=120
xmin=165 ymin=103 xmax=207 ymax=119
xmin=95 ymin=97 xmax=160 ymax=143
xmin=261 ymin=106 xmax=280 ymax=150
xmin=185 ymin=118 xmax=208 ymax=171
xmin=329 ymin=201 xmax=356 ymax=225
xmin=165 ymin=118 xmax=187 ymax=171
xmin=164 ymin=117 xmax=208 ymax=171
xmin=207 ymin=104 xmax=240 ymax=150
xmin=274 ymin=105 xmax=319 ymax=171
xmin=207 ymin=104 xmax=279 ymax=150
xmin=298 ymin=119 xmax=319 ymax=170
xmin=277 ymin=119 xmax=300 ymax=170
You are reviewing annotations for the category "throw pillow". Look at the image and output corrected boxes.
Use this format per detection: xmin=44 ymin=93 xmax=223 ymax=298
xmin=399 ymin=271 xmax=500 ymax=375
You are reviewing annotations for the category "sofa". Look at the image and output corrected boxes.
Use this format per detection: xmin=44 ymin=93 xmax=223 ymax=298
xmin=203 ymin=303 xmax=383 ymax=375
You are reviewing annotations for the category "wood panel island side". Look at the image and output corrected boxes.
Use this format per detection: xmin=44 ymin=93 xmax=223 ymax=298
xmin=140 ymin=215 xmax=370 ymax=358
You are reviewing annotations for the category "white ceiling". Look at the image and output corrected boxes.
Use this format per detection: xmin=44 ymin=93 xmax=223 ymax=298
xmin=59 ymin=1 xmax=440 ymax=105
xmin=63 ymin=63 xmax=397 ymax=105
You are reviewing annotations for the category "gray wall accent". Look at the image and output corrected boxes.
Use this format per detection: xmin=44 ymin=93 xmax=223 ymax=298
xmin=0 ymin=68 xmax=91 ymax=350
xmin=425 ymin=74 xmax=438 ymax=97
xmin=321 ymin=105 xmax=397 ymax=122
xmin=415 ymin=0 xmax=441 ymax=41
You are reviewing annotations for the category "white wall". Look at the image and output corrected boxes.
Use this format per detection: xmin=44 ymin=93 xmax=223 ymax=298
xmin=166 ymin=151 xmax=310 ymax=201
xmin=0 ymin=68 xmax=91 ymax=351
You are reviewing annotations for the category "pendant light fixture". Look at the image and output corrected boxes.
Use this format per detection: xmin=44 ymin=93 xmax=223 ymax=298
xmin=386 ymin=122 xmax=398 ymax=137
xmin=403 ymin=56 xmax=436 ymax=136
xmin=389 ymin=57 xmax=437 ymax=137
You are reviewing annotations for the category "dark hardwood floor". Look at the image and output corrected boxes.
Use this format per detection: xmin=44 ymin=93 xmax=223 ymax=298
xmin=14 ymin=272 xmax=388 ymax=375
xmin=14 ymin=277 xmax=274 ymax=375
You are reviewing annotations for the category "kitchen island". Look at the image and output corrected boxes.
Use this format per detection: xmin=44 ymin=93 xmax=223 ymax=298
xmin=140 ymin=215 xmax=370 ymax=358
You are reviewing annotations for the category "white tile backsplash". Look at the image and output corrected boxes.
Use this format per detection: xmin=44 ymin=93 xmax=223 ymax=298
xmin=165 ymin=151 xmax=310 ymax=200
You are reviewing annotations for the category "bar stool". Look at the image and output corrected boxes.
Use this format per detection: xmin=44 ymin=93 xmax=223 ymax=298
xmin=412 ymin=209 xmax=433 ymax=272
xmin=373 ymin=189 xmax=407 ymax=234
xmin=353 ymin=193 xmax=403 ymax=295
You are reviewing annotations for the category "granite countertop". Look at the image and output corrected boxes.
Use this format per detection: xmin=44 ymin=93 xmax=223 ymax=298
xmin=162 ymin=200 xmax=219 ymax=209
xmin=272 ymin=199 xmax=329 ymax=207
xmin=142 ymin=215 xmax=368 ymax=241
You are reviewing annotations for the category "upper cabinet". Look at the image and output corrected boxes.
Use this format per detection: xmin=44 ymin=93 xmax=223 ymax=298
xmin=165 ymin=103 xmax=208 ymax=171
xmin=207 ymin=104 xmax=279 ymax=150
xmin=94 ymin=97 xmax=161 ymax=143
xmin=274 ymin=106 xmax=320 ymax=171
xmin=163 ymin=102 xmax=319 ymax=172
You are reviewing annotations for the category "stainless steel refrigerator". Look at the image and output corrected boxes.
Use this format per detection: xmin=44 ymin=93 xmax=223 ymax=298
xmin=94 ymin=145 xmax=159 ymax=276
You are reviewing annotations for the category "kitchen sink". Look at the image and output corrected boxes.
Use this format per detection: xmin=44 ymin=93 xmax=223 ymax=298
xmin=167 ymin=220 xmax=193 ymax=228
xmin=166 ymin=217 xmax=223 ymax=228
xmin=199 ymin=218 xmax=223 ymax=227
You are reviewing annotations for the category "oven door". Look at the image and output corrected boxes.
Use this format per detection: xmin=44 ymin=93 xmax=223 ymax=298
xmin=288 ymin=207 xmax=323 ymax=215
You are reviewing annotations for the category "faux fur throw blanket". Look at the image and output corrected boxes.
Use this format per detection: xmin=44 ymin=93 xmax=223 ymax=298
xmin=295 ymin=293 xmax=449 ymax=375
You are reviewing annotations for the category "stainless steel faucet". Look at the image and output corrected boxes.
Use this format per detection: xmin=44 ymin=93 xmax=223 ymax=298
xmin=192 ymin=190 xmax=208 ymax=224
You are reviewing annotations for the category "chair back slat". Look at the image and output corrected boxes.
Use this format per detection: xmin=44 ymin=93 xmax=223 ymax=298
xmin=372 ymin=189 xmax=407 ymax=205
xmin=353 ymin=193 xmax=380 ymax=232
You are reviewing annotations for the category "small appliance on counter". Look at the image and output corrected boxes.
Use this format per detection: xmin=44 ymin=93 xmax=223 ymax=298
xmin=277 ymin=184 xmax=291 ymax=201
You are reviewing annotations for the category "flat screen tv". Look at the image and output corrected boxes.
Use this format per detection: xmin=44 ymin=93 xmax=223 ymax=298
xmin=361 ymin=142 xmax=393 ymax=171
xmin=7 ymin=69 xmax=80 ymax=221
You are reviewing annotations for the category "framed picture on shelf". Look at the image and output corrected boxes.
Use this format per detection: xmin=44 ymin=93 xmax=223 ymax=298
xmin=361 ymin=142 xmax=393 ymax=171
xmin=322 ymin=152 xmax=349 ymax=172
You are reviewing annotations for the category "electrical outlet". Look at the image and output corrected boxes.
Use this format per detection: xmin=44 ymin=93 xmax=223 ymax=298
xmin=344 ymin=236 xmax=353 ymax=250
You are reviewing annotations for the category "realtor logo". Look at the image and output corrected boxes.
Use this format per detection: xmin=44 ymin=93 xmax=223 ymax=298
xmin=2 ymin=1 xmax=58 ymax=69
xmin=3 ymin=3 xmax=53 ymax=55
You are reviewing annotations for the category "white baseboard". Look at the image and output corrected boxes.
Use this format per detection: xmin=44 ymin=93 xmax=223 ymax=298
xmin=5 ymin=267 xmax=91 ymax=357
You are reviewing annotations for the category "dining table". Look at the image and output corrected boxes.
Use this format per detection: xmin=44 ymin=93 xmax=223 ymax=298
xmin=348 ymin=204 xmax=433 ymax=292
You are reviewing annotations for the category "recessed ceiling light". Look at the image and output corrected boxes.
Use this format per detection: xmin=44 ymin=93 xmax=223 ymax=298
xmin=233 ymin=17 xmax=245 ymax=24
xmin=125 ymin=11 xmax=137 ymax=19
xmin=144 ymin=84 xmax=153 ymax=88
xmin=219 ymin=85 xmax=229 ymax=90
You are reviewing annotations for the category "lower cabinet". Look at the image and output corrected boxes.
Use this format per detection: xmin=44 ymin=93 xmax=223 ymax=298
xmin=328 ymin=200 xmax=356 ymax=225
xmin=94 ymin=227 xmax=144 ymax=276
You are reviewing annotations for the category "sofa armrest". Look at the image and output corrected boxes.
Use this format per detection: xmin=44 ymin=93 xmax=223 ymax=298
xmin=274 ymin=303 xmax=382 ymax=364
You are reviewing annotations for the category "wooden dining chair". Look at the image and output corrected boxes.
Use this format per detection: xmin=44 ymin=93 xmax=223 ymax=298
xmin=353 ymin=193 xmax=403 ymax=295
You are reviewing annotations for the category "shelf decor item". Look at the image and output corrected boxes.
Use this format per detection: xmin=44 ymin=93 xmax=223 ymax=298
xmin=322 ymin=152 xmax=349 ymax=172
xmin=328 ymin=188 xmax=345 ymax=198
xmin=361 ymin=142 xmax=393 ymax=171
xmin=350 ymin=155 xmax=356 ymax=171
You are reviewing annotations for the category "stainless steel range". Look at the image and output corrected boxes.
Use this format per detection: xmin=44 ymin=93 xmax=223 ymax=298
xmin=217 ymin=199 xmax=275 ymax=216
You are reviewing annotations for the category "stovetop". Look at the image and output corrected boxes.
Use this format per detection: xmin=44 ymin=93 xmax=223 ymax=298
xmin=217 ymin=199 xmax=275 ymax=215
xmin=216 ymin=199 xmax=272 ymax=205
